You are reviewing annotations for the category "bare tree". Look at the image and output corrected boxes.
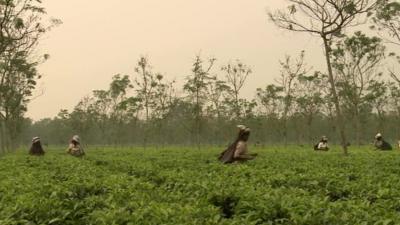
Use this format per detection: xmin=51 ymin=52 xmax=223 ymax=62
xmin=222 ymin=60 xmax=252 ymax=119
xmin=152 ymin=74 xmax=176 ymax=147
xmin=183 ymin=55 xmax=215 ymax=149
xmin=207 ymin=76 xmax=230 ymax=120
xmin=276 ymin=51 xmax=308 ymax=146
xmin=269 ymin=0 xmax=377 ymax=154
xmin=134 ymin=56 xmax=158 ymax=149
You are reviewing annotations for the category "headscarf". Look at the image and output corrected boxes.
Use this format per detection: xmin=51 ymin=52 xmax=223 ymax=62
xmin=32 ymin=137 xmax=40 ymax=143
xmin=72 ymin=135 xmax=80 ymax=143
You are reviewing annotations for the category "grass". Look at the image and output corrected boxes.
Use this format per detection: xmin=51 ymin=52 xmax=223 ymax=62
xmin=0 ymin=146 xmax=399 ymax=224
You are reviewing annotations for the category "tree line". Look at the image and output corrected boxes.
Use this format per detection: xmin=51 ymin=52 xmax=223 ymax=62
xmin=2 ymin=0 xmax=400 ymax=151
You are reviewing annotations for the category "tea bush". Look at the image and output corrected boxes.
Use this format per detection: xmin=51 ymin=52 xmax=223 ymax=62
xmin=0 ymin=147 xmax=400 ymax=224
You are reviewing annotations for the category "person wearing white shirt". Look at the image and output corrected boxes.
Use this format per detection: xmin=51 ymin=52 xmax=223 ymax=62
xmin=219 ymin=125 xmax=257 ymax=163
xmin=314 ymin=136 xmax=329 ymax=151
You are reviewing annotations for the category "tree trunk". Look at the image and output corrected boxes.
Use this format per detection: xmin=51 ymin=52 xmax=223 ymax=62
xmin=307 ymin=115 xmax=313 ymax=145
xmin=397 ymin=109 xmax=400 ymax=142
xmin=235 ymin=92 xmax=240 ymax=119
xmin=377 ymin=111 xmax=384 ymax=134
xmin=282 ymin=116 xmax=288 ymax=147
xmin=355 ymin=109 xmax=361 ymax=146
xmin=282 ymin=102 xmax=289 ymax=147
xmin=0 ymin=120 xmax=5 ymax=153
xmin=144 ymin=100 xmax=149 ymax=150
xmin=195 ymin=90 xmax=201 ymax=150
xmin=323 ymin=37 xmax=348 ymax=155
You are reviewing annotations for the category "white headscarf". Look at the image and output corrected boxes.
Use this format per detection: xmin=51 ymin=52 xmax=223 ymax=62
xmin=72 ymin=135 xmax=80 ymax=143
xmin=32 ymin=137 xmax=40 ymax=143
xmin=237 ymin=125 xmax=250 ymax=132
xmin=237 ymin=125 xmax=246 ymax=130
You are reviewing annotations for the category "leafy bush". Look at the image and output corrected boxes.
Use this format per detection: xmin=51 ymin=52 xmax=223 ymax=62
xmin=0 ymin=147 xmax=400 ymax=224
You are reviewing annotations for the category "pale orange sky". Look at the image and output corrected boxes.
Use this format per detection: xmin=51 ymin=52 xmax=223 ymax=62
xmin=28 ymin=0 xmax=326 ymax=120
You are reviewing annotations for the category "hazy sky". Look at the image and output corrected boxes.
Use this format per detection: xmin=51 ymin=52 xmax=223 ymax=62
xmin=28 ymin=0 xmax=326 ymax=120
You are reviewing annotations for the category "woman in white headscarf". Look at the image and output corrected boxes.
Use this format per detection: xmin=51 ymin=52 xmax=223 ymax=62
xmin=218 ymin=125 xmax=257 ymax=164
xmin=314 ymin=136 xmax=329 ymax=151
xmin=66 ymin=135 xmax=85 ymax=157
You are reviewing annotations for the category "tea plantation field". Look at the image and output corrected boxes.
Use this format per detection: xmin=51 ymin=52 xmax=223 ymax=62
xmin=1 ymin=146 xmax=400 ymax=225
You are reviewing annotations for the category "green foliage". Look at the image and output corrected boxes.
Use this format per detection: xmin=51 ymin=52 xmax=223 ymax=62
xmin=331 ymin=32 xmax=386 ymax=144
xmin=372 ymin=0 xmax=400 ymax=44
xmin=374 ymin=1 xmax=400 ymax=22
xmin=2 ymin=147 xmax=400 ymax=224
xmin=184 ymin=55 xmax=216 ymax=148
xmin=256 ymin=84 xmax=284 ymax=117
xmin=0 ymin=0 xmax=59 ymax=150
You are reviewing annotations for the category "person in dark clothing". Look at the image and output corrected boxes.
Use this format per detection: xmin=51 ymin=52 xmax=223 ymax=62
xmin=314 ymin=136 xmax=329 ymax=151
xmin=374 ymin=133 xmax=392 ymax=150
xmin=218 ymin=125 xmax=257 ymax=164
xmin=29 ymin=137 xmax=45 ymax=156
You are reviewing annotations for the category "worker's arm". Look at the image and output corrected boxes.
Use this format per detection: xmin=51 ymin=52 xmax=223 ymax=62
xmin=234 ymin=142 xmax=256 ymax=160
xmin=66 ymin=144 xmax=73 ymax=153
xmin=233 ymin=142 xmax=245 ymax=159
xmin=235 ymin=154 xmax=255 ymax=160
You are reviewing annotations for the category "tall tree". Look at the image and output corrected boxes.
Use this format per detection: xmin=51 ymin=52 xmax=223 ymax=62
xmin=91 ymin=89 xmax=112 ymax=143
xmin=387 ymin=81 xmax=400 ymax=137
xmin=269 ymin=0 xmax=377 ymax=154
xmin=206 ymin=75 xmax=231 ymax=143
xmin=134 ymin=56 xmax=158 ymax=149
xmin=294 ymin=73 xmax=324 ymax=143
xmin=206 ymin=75 xmax=230 ymax=120
xmin=151 ymin=74 xmax=176 ymax=146
xmin=332 ymin=32 xmax=385 ymax=145
xmin=366 ymin=80 xmax=388 ymax=133
xmin=183 ymin=55 xmax=215 ymax=149
xmin=276 ymin=51 xmax=308 ymax=146
xmin=256 ymin=84 xmax=284 ymax=117
xmin=108 ymin=75 xmax=133 ymax=145
xmin=256 ymin=84 xmax=284 ymax=142
xmin=0 ymin=0 xmax=59 ymax=151
xmin=69 ymin=97 xmax=96 ymax=141
xmin=0 ymin=51 xmax=47 ymax=149
xmin=221 ymin=60 xmax=252 ymax=119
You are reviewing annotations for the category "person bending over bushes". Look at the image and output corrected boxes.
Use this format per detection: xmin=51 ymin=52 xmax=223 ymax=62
xmin=29 ymin=137 xmax=45 ymax=156
xmin=66 ymin=135 xmax=85 ymax=157
xmin=314 ymin=136 xmax=329 ymax=151
xmin=219 ymin=125 xmax=257 ymax=164
xmin=374 ymin=133 xmax=392 ymax=151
